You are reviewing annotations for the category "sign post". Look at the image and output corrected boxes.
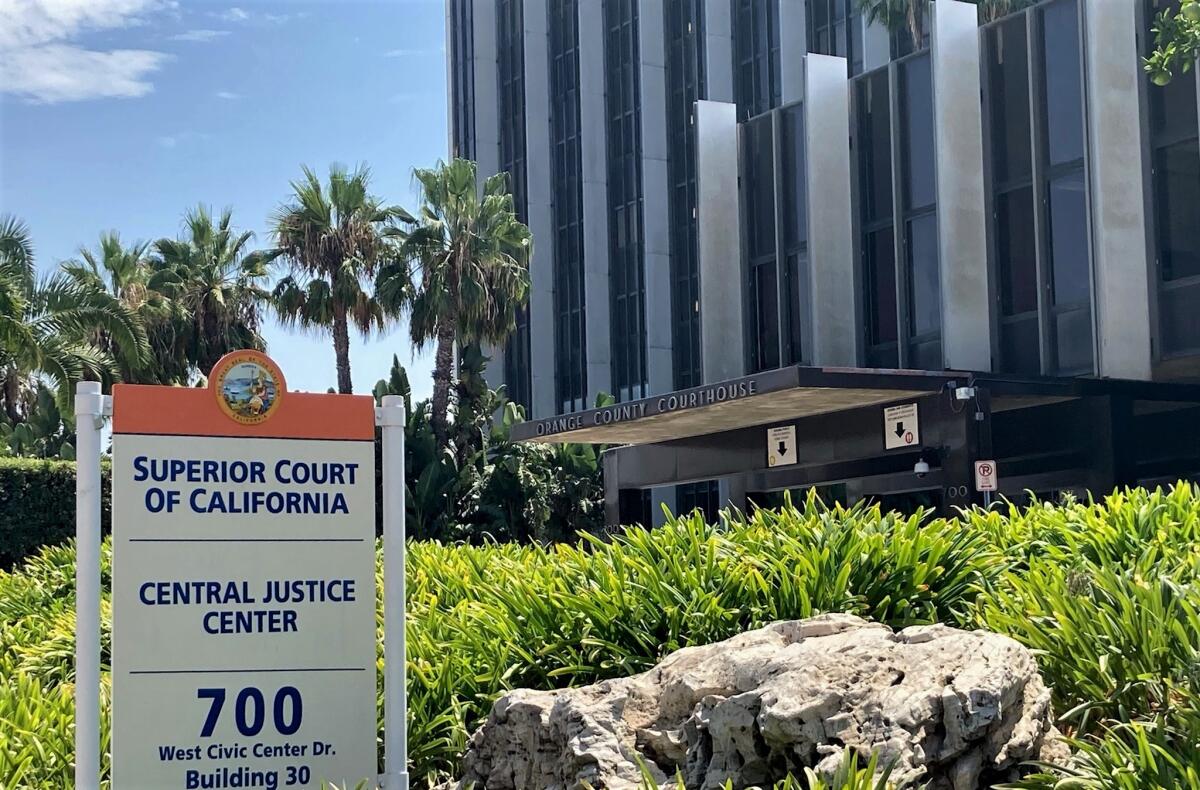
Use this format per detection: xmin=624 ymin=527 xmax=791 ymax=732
xmin=75 ymin=351 xmax=408 ymax=789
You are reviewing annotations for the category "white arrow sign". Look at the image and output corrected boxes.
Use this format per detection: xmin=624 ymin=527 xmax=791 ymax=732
xmin=767 ymin=425 xmax=797 ymax=467
xmin=883 ymin=402 xmax=920 ymax=450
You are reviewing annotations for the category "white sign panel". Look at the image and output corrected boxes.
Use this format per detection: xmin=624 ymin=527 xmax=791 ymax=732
xmin=883 ymin=402 xmax=921 ymax=450
xmin=767 ymin=425 xmax=797 ymax=467
xmin=975 ymin=460 xmax=998 ymax=492
xmin=110 ymin=352 xmax=376 ymax=790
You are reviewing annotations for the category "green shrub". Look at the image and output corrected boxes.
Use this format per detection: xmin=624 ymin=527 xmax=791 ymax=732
xmin=0 ymin=457 xmax=111 ymax=568
xmin=7 ymin=485 xmax=1200 ymax=788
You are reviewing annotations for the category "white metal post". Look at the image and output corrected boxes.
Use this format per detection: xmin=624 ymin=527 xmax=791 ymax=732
xmin=377 ymin=396 xmax=409 ymax=790
xmin=75 ymin=380 xmax=108 ymax=790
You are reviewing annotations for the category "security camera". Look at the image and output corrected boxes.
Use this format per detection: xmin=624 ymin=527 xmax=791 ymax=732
xmin=913 ymin=458 xmax=930 ymax=478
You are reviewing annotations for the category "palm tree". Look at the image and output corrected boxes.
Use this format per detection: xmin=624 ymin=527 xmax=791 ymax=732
xmin=0 ymin=215 xmax=148 ymax=423
xmin=60 ymin=232 xmax=165 ymax=383
xmin=378 ymin=158 xmax=531 ymax=447
xmin=271 ymin=164 xmax=403 ymax=394
xmin=153 ymin=206 xmax=275 ymax=379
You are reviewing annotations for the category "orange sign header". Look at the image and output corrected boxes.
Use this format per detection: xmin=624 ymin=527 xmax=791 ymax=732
xmin=112 ymin=350 xmax=375 ymax=441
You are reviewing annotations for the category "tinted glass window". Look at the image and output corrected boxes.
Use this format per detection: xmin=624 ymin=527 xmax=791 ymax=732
xmin=744 ymin=114 xmax=776 ymax=260
xmin=866 ymin=227 xmax=898 ymax=345
xmin=901 ymin=54 xmax=936 ymax=210
xmin=784 ymin=251 xmax=807 ymax=364
xmin=988 ymin=17 xmax=1032 ymax=185
xmin=996 ymin=186 xmax=1038 ymax=315
xmin=1041 ymin=0 xmax=1084 ymax=167
xmin=1047 ymin=170 xmax=1090 ymax=306
xmin=749 ymin=260 xmax=780 ymax=371
xmin=906 ymin=214 xmax=940 ymax=336
xmin=857 ymin=71 xmax=893 ymax=224
xmin=1157 ymin=141 xmax=1200 ymax=281
xmin=782 ymin=104 xmax=808 ymax=247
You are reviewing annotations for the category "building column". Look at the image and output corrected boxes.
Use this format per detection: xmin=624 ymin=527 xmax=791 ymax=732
xmin=472 ymin=0 xmax=505 ymax=390
xmin=578 ymin=0 xmax=611 ymax=401
xmin=703 ymin=0 xmax=734 ymax=102
xmin=931 ymin=0 xmax=991 ymax=371
xmin=651 ymin=487 xmax=675 ymax=528
xmin=805 ymin=54 xmax=857 ymax=366
xmin=639 ymin=0 xmax=674 ymax=396
xmin=1085 ymin=0 xmax=1152 ymax=380
xmin=695 ymin=99 xmax=744 ymax=382
xmin=523 ymin=0 xmax=556 ymax=417
xmin=779 ymin=0 xmax=807 ymax=103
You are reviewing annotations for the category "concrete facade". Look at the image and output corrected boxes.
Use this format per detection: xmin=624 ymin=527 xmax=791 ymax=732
xmin=578 ymin=0 xmax=612 ymax=397
xmin=931 ymin=0 xmax=992 ymax=371
xmin=522 ymin=0 xmax=556 ymax=417
xmin=804 ymin=54 xmax=857 ymax=366
xmin=1085 ymin=0 xmax=1152 ymax=380
xmin=695 ymin=100 xmax=745 ymax=383
xmin=449 ymin=0 xmax=1196 ymax=441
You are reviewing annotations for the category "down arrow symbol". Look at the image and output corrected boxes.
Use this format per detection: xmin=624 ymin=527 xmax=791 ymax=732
xmin=894 ymin=422 xmax=906 ymax=439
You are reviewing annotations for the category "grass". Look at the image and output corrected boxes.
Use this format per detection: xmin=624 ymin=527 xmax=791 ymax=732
xmin=5 ymin=485 xmax=1200 ymax=787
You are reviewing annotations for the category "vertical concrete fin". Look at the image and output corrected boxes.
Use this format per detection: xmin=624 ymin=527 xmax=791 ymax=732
xmin=932 ymin=0 xmax=992 ymax=371
xmin=1085 ymin=0 xmax=1152 ymax=380
xmin=524 ymin=0 xmax=556 ymax=416
xmin=579 ymin=0 xmax=612 ymax=400
xmin=640 ymin=0 xmax=674 ymax=396
xmin=695 ymin=99 xmax=745 ymax=382
xmin=805 ymin=54 xmax=857 ymax=367
xmin=471 ymin=0 xmax=504 ymax=390
xmin=779 ymin=0 xmax=806 ymax=103
xmin=703 ymin=0 xmax=734 ymax=102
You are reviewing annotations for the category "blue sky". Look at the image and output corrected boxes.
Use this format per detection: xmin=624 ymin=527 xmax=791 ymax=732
xmin=0 ymin=0 xmax=447 ymax=398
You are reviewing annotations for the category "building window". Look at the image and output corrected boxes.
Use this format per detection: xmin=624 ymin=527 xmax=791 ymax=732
xmin=497 ymin=0 xmax=531 ymax=413
xmin=808 ymin=0 xmax=863 ymax=75
xmin=1144 ymin=0 xmax=1200 ymax=357
xmin=677 ymin=480 xmax=721 ymax=522
xmin=890 ymin=2 xmax=930 ymax=59
xmin=665 ymin=0 xmax=706 ymax=389
xmin=743 ymin=114 xmax=779 ymax=372
xmin=733 ymin=0 xmax=780 ymax=120
xmin=604 ymin=0 xmax=647 ymax=402
xmin=449 ymin=0 xmax=475 ymax=161
xmin=986 ymin=14 xmax=1039 ymax=375
xmin=899 ymin=52 xmax=940 ymax=369
xmin=1038 ymin=0 xmax=1092 ymax=375
xmin=855 ymin=69 xmax=897 ymax=367
xmin=781 ymin=103 xmax=809 ymax=364
xmin=550 ymin=0 xmax=587 ymax=414
xmin=982 ymin=0 xmax=1094 ymax=376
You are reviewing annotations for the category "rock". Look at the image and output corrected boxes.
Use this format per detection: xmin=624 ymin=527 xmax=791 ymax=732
xmin=453 ymin=615 xmax=1068 ymax=789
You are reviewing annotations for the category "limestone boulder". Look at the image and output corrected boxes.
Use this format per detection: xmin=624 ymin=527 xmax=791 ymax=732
xmin=454 ymin=614 xmax=1067 ymax=789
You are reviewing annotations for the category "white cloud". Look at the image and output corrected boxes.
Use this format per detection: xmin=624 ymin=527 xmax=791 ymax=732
xmin=218 ymin=7 xmax=249 ymax=22
xmin=169 ymin=28 xmax=229 ymax=42
xmin=215 ymin=90 xmax=241 ymax=100
xmin=212 ymin=6 xmax=299 ymax=25
xmin=0 ymin=0 xmax=172 ymax=103
xmin=1 ymin=43 xmax=167 ymax=102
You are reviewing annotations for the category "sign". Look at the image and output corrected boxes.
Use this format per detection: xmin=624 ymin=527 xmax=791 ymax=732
xmin=883 ymin=402 xmax=920 ymax=450
xmin=767 ymin=425 xmax=797 ymax=467
xmin=110 ymin=351 xmax=377 ymax=790
xmin=975 ymin=460 xmax=998 ymax=492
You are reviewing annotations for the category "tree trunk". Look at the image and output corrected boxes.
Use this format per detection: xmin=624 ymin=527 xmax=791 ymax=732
xmin=431 ymin=320 xmax=456 ymax=448
xmin=332 ymin=305 xmax=353 ymax=395
xmin=2 ymin=367 xmax=21 ymax=424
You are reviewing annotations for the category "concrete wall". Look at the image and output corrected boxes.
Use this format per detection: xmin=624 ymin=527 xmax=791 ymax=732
xmin=703 ymin=0 xmax=734 ymax=102
xmin=471 ymin=0 xmax=504 ymax=389
xmin=1085 ymin=0 xmax=1152 ymax=380
xmin=639 ymin=0 xmax=675 ymax=396
xmin=695 ymin=100 xmax=745 ymax=382
xmin=805 ymin=54 xmax=857 ymax=366
xmin=931 ymin=0 xmax=991 ymax=371
xmin=779 ymin=0 xmax=807 ymax=103
xmin=523 ymin=0 xmax=557 ymax=416
xmin=578 ymin=0 xmax=612 ymax=399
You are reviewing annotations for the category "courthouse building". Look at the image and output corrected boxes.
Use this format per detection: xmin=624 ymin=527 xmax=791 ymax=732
xmin=445 ymin=0 xmax=1200 ymax=522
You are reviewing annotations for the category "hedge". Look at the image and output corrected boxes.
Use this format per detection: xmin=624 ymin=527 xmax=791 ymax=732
xmin=0 ymin=458 xmax=110 ymax=568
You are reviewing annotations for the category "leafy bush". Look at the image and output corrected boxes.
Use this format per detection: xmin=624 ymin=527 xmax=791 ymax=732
xmin=0 ymin=457 xmax=111 ymax=568
xmin=8 ymin=485 xmax=1200 ymax=787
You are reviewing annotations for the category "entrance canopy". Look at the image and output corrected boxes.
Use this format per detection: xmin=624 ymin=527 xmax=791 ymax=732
xmin=511 ymin=366 xmax=1200 ymax=446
